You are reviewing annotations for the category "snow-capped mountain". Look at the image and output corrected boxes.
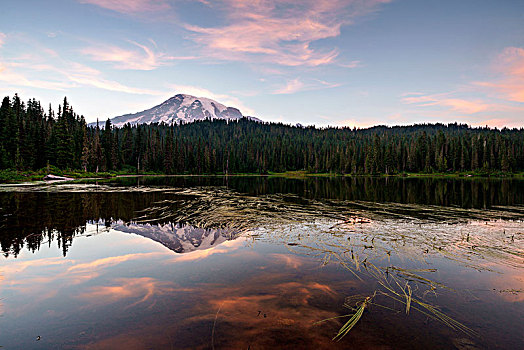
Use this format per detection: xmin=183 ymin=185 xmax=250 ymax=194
xmin=113 ymin=222 xmax=240 ymax=253
xmin=88 ymin=94 xmax=259 ymax=128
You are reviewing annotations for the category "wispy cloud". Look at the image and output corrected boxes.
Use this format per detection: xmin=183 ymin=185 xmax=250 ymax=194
xmin=1 ymin=60 xmax=162 ymax=95
xmin=273 ymin=77 xmax=341 ymax=94
xmin=402 ymin=93 xmax=490 ymax=114
xmin=0 ymin=32 xmax=6 ymax=47
xmin=0 ymin=62 xmax=73 ymax=91
xmin=81 ymin=40 xmax=196 ymax=70
xmin=185 ymin=0 xmax=390 ymax=67
xmin=273 ymin=78 xmax=305 ymax=94
xmin=67 ymin=252 xmax=164 ymax=273
xmin=76 ymin=1 xmax=379 ymax=72
xmin=339 ymin=60 xmax=361 ymax=68
xmin=76 ymin=277 xmax=182 ymax=308
xmin=338 ymin=117 xmax=384 ymax=129
xmin=474 ymin=118 xmax=515 ymax=128
xmin=65 ymin=63 xmax=162 ymax=94
xmin=0 ymin=39 xmax=163 ymax=95
xmin=399 ymin=46 xmax=524 ymax=128
xmin=1 ymin=257 xmax=71 ymax=278
xmin=78 ymin=0 xmax=171 ymax=15
xmin=474 ymin=46 xmax=524 ymax=103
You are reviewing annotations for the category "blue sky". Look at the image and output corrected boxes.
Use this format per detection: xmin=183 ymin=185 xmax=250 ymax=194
xmin=1 ymin=0 xmax=523 ymax=127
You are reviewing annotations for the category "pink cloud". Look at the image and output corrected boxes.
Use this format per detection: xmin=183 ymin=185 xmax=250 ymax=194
xmin=442 ymin=98 xmax=490 ymax=114
xmin=268 ymin=254 xmax=305 ymax=269
xmin=67 ymin=252 xmax=164 ymax=273
xmin=474 ymin=47 xmax=524 ymax=103
xmin=1 ymin=42 xmax=164 ymax=95
xmin=79 ymin=0 xmax=170 ymax=14
xmin=402 ymin=93 xmax=490 ymax=114
xmin=185 ymin=0 xmax=391 ymax=67
xmin=1 ymin=257 xmax=71 ymax=280
xmin=471 ymin=118 xmax=514 ymax=129
xmin=340 ymin=60 xmax=361 ymax=68
xmin=76 ymin=277 xmax=183 ymax=308
xmin=0 ymin=32 xmax=6 ymax=47
xmin=273 ymin=77 xmax=341 ymax=94
xmin=338 ymin=118 xmax=384 ymax=128
xmin=273 ymin=78 xmax=305 ymax=94
xmin=166 ymin=238 xmax=245 ymax=263
xmin=81 ymin=40 xmax=195 ymax=70
xmin=0 ymin=62 xmax=73 ymax=91
xmin=399 ymin=47 xmax=524 ymax=128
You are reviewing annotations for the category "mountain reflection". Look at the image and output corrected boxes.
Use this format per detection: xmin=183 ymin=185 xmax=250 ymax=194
xmin=2 ymin=175 xmax=524 ymax=258
xmin=0 ymin=191 xmax=240 ymax=257
xmin=114 ymin=222 xmax=239 ymax=253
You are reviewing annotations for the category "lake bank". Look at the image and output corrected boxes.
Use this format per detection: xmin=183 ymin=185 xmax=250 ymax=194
xmin=1 ymin=168 xmax=524 ymax=184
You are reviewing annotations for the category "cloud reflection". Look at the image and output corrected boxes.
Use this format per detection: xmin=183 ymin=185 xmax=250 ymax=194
xmin=183 ymin=270 xmax=356 ymax=348
xmin=67 ymin=252 xmax=167 ymax=273
xmin=76 ymin=277 xmax=192 ymax=309
xmin=165 ymin=237 xmax=245 ymax=263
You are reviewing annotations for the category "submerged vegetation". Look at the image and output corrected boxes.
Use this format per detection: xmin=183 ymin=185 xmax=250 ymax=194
xmin=129 ymin=187 xmax=522 ymax=340
xmin=1 ymin=94 xmax=524 ymax=179
xmin=315 ymin=253 xmax=477 ymax=340
xmin=317 ymin=293 xmax=375 ymax=341
xmin=86 ymin=186 xmax=521 ymax=340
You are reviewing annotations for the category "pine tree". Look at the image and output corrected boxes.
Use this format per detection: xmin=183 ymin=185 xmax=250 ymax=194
xmin=102 ymin=119 xmax=113 ymax=171
xmin=80 ymin=124 xmax=90 ymax=172
xmin=55 ymin=101 xmax=74 ymax=169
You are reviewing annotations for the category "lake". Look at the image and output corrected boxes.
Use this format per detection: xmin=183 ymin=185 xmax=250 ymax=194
xmin=0 ymin=176 xmax=523 ymax=349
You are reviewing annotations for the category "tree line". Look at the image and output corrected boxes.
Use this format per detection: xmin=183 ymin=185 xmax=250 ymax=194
xmin=1 ymin=94 xmax=523 ymax=174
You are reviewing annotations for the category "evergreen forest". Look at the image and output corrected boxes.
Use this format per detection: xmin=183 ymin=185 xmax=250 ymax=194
xmin=1 ymin=94 xmax=523 ymax=175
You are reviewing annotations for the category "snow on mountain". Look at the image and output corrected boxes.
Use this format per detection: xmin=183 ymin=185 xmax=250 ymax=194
xmin=113 ymin=221 xmax=241 ymax=253
xmin=88 ymin=94 xmax=260 ymax=128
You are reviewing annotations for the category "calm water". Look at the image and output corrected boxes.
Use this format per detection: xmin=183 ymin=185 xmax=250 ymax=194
xmin=0 ymin=176 xmax=523 ymax=349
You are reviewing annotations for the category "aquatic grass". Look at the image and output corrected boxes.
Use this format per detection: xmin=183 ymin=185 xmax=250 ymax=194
xmin=332 ymin=297 xmax=370 ymax=341
xmin=404 ymin=283 xmax=412 ymax=315
xmin=307 ymin=240 xmax=479 ymax=340
xmin=83 ymin=186 xmax=521 ymax=341
xmin=211 ymin=302 xmax=224 ymax=350
xmin=366 ymin=262 xmax=477 ymax=337
xmin=389 ymin=266 xmax=450 ymax=290
xmin=315 ymin=293 xmax=375 ymax=341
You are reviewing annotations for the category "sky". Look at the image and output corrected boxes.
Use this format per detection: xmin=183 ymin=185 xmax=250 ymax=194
xmin=1 ymin=0 xmax=523 ymax=128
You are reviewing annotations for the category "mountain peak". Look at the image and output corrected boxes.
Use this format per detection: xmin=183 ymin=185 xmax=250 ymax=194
xmin=89 ymin=93 xmax=258 ymax=128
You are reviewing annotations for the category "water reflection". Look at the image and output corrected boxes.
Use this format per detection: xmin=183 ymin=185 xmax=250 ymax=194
xmin=0 ymin=177 xmax=523 ymax=349
xmin=82 ymin=175 xmax=524 ymax=208
xmin=0 ymin=191 xmax=171 ymax=256
xmin=115 ymin=222 xmax=239 ymax=253
xmin=1 ymin=180 xmax=523 ymax=258
xmin=0 ymin=191 xmax=242 ymax=256
xmin=3 ymin=222 xmax=521 ymax=349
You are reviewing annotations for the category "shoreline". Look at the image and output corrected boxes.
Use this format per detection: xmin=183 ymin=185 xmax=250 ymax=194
xmin=1 ymin=169 xmax=523 ymax=184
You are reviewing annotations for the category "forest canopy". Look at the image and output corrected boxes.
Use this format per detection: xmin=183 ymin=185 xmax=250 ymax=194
xmin=1 ymin=94 xmax=523 ymax=175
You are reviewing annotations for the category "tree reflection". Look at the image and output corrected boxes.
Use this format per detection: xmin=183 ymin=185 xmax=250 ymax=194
xmin=1 ymin=176 xmax=523 ymax=257
xmin=0 ymin=192 xmax=171 ymax=257
xmin=97 ymin=175 xmax=524 ymax=207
